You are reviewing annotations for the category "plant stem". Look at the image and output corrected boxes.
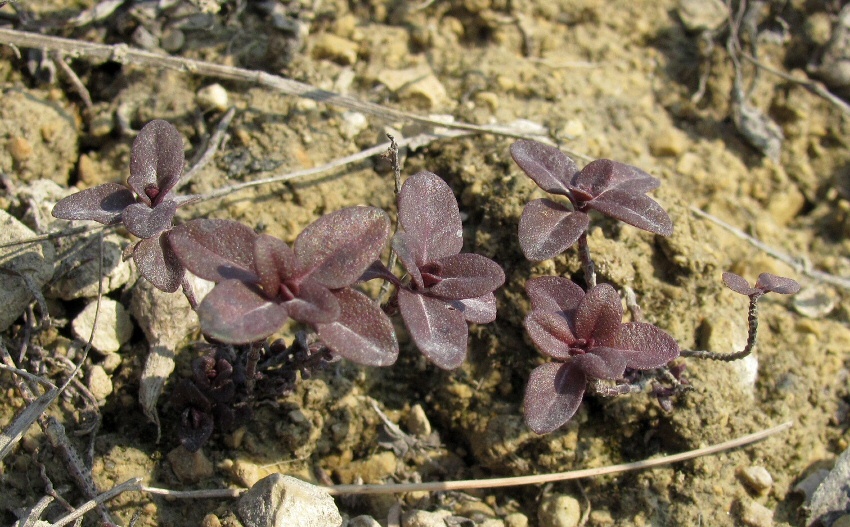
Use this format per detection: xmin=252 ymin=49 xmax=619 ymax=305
xmin=378 ymin=134 xmax=401 ymax=306
xmin=577 ymin=232 xmax=596 ymax=288
xmin=681 ymin=293 xmax=761 ymax=361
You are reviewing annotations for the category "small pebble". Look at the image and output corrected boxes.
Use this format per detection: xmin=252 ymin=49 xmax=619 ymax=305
xmin=403 ymin=509 xmax=452 ymax=527
xmin=86 ymin=365 xmax=113 ymax=402
xmin=196 ymin=84 xmax=229 ymax=112
xmin=200 ymin=513 xmax=221 ymax=527
xmin=101 ymin=353 xmax=122 ymax=374
xmin=167 ymin=445 xmax=214 ymax=484
xmin=348 ymin=516 xmax=381 ymax=527
xmin=7 ymin=136 xmax=33 ymax=163
xmin=538 ymin=495 xmax=581 ymax=527
xmin=160 ymin=28 xmax=185 ymax=53
xmin=407 ymin=404 xmax=432 ymax=437
xmin=739 ymin=499 xmax=774 ymax=527
xmin=739 ymin=466 xmax=774 ymax=494
xmin=312 ymin=33 xmax=358 ymax=65
xmin=71 ymin=298 xmax=133 ymax=354
xmin=504 ymin=512 xmax=529 ymax=527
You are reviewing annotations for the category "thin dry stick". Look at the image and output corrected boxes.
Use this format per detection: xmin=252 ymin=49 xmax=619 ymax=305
xmin=137 ymin=421 xmax=791 ymax=499
xmin=689 ymin=206 xmax=850 ymax=290
xmin=192 ymin=129 xmax=468 ymax=203
xmin=0 ymin=28 xmax=551 ymax=143
xmin=739 ymin=52 xmax=850 ymax=117
xmin=49 ymin=477 xmax=142 ymax=527
xmin=327 ymin=421 xmax=792 ymax=495
xmin=180 ymin=107 xmax=236 ymax=188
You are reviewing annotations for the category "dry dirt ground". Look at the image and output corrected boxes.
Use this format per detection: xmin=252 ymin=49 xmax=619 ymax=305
xmin=1 ymin=0 xmax=850 ymax=526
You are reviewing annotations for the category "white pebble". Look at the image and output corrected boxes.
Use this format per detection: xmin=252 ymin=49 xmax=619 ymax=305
xmin=196 ymin=83 xmax=229 ymax=112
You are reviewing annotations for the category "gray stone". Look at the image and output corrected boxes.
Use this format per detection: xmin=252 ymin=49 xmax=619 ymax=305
xmin=71 ymin=298 xmax=133 ymax=354
xmin=402 ymin=509 xmax=452 ymax=527
xmin=677 ymin=0 xmax=727 ymax=33
xmin=50 ymin=233 xmax=135 ymax=300
xmin=0 ymin=209 xmax=55 ymax=331
xmin=538 ymin=495 xmax=581 ymax=527
xmin=237 ymin=474 xmax=342 ymax=527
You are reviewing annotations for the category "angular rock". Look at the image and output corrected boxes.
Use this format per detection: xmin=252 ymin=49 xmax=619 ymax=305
xmin=0 ymin=209 xmax=55 ymax=331
xmin=505 ymin=512 xmax=529 ymax=527
xmin=236 ymin=474 xmax=342 ymax=527
xmin=71 ymin=298 xmax=133 ymax=354
xmin=86 ymin=364 xmax=113 ymax=402
xmin=131 ymin=276 xmax=211 ymax=431
xmin=50 ymin=233 xmax=136 ymax=300
xmin=739 ymin=466 xmax=773 ymax=495
xmin=406 ymin=404 xmax=432 ymax=437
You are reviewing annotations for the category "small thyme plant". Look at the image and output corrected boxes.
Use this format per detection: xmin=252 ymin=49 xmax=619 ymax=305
xmin=51 ymin=120 xmax=800 ymax=449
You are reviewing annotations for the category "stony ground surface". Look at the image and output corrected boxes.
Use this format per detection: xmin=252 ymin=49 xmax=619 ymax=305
xmin=1 ymin=0 xmax=850 ymax=526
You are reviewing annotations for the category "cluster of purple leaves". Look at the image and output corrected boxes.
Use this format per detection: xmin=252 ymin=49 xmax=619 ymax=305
xmin=512 ymin=139 xmax=680 ymax=433
xmin=168 ymin=170 xmax=504 ymax=370
xmin=52 ymin=120 xmax=197 ymax=292
xmin=522 ymin=277 xmax=679 ymax=434
xmin=510 ymin=139 xmax=672 ymax=261
xmin=170 ymin=348 xmax=245 ymax=452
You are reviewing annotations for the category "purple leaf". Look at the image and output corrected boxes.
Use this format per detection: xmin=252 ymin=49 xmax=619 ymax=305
xmin=525 ymin=276 xmax=585 ymax=314
xmin=570 ymin=159 xmax=660 ymax=199
xmin=359 ymin=260 xmax=402 ymax=285
xmin=295 ymin=206 xmax=390 ymax=289
xmin=426 ymin=253 xmax=505 ymax=300
xmin=253 ymin=234 xmax=296 ymax=297
xmin=452 ymin=293 xmax=497 ymax=323
xmin=586 ymin=189 xmax=673 ymax=236
xmin=518 ymin=199 xmax=589 ymax=261
xmin=169 ymin=219 xmax=258 ymax=283
xmin=571 ymin=349 xmax=628 ymax=380
xmin=510 ymin=140 xmax=576 ymax=196
xmin=574 ymin=284 xmax=622 ymax=343
xmin=282 ymin=278 xmax=340 ymax=324
xmin=722 ymin=271 xmax=758 ymax=296
xmin=613 ymin=322 xmax=680 ymax=369
xmin=524 ymin=311 xmax=576 ymax=360
xmin=51 ymin=183 xmax=136 ymax=225
xmin=392 ymin=233 xmax=425 ymax=289
xmin=197 ymin=279 xmax=289 ymax=344
xmin=122 ymin=200 xmax=180 ymax=239
xmin=755 ymin=273 xmax=801 ymax=295
xmin=523 ymin=361 xmax=586 ymax=434
xmin=398 ymin=172 xmax=463 ymax=262
xmin=133 ymin=234 xmax=184 ymax=292
xmin=398 ymin=288 xmax=468 ymax=370
xmin=315 ymin=288 xmax=399 ymax=367
xmin=128 ymin=120 xmax=185 ymax=206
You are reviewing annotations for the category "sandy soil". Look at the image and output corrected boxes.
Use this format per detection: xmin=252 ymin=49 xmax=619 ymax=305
xmin=1 ymin=0 xmax=849 ymax=526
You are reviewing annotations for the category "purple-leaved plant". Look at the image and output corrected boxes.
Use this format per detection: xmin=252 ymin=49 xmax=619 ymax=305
xmin=52 ymin=120 xmax=197 ymax=293
xmin=169 ymin=206 xmax=399 ymax=366
xmin=374 ymin=171 xmax=505 ymax=370
xmin=523 ymin=277 xmax=679 ymax=434
xmin=511 ymin=139 xmax=673 ymax=264
xmin=681 ymin=272 xmax=801 ymax=361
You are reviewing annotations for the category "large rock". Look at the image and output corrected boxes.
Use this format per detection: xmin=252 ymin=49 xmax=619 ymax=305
xmin=236 ymin=474 xmax=342 ymax=527
xmin=0 ymin=209 xmax=55 ymax=331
